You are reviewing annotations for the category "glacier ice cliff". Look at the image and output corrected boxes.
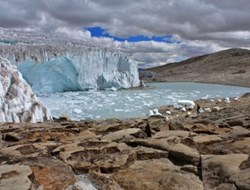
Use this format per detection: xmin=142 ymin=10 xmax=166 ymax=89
xmin=0 ymin=57 xmax=52 ymax=122
xmin=18 ymin=57 xmax=81 ymax=94
xmin=0 ymin=29 xmax=140 ymax=93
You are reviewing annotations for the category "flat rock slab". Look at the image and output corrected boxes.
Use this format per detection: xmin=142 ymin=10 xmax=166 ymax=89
xmin=0 ymin=164 xmax=32 ymax=190
xmin=193 ymin=135 xmax=222 ymax=144
xmin=222 ymin=126 xmax=250 ymax=138
xmin=202 ymin=154 xmax=249 ymax=189
xmin=128 ymin=139 xmax=200 ymax=165
xmin=230 ymin=137 xmax=250 ymax=153
xmin=229 ymin=168 xmax=250 ymax=190
xmin=24 ymin=156 xmax=76 ymax=190
xmin=101 ymin=128 xmax=145 ymax=141
xmin=153 ymin=130 xmax=190 ymax=139
xmin=112 ymin=158 xmax=204 ymax=190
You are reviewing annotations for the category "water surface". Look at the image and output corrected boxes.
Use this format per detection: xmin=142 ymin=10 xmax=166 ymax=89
xmin=39 ymin=82 xmax=250 ymax=120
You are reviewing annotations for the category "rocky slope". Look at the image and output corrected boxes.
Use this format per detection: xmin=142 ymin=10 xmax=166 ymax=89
xmin=1 ymin=94 xmax=250 ymax=189
xmin=141 ymin=48 xmax=250 ymax=87
xmin=0 ymin=57 xmax=51 ymax=123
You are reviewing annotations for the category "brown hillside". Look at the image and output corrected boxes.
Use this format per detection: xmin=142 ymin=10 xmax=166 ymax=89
xmin=144 ymin=48 xmax=250 ymax=87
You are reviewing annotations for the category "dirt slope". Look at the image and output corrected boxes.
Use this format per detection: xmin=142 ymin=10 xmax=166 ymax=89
xmin=142 ymin=48 xmax=250 ymax=87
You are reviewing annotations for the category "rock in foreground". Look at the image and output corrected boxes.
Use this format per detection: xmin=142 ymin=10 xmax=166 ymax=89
xmin=0 ymin=94 xmax=250 ymax=189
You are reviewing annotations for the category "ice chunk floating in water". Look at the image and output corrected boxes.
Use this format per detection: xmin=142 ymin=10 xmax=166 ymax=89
xmin=39 ymin=82 xmax=250 ymax=120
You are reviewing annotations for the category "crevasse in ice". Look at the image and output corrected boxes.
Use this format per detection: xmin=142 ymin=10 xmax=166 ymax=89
xmin=0 ymin=56 xmax=52 ymax=122
xmin=0 ymin=29 xmax=140 ymax=93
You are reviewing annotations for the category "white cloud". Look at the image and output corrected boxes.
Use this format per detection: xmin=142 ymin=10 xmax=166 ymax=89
xmin=0 ymin=0 xmax=249 ymax=67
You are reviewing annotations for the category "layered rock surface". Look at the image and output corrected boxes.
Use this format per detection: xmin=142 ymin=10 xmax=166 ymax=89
xmin=0 ymin=94 xmax=250 ymax=189
xmin=0 ymin=57 xmax=51 ymax=122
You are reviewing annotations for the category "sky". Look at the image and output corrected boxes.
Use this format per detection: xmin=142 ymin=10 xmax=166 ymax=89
xmin=0 ymin=0 xmax=250 ymax=68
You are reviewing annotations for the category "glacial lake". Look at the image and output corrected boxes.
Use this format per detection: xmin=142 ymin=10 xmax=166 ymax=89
xmin=39 ymin=82 xmax=250 ymax=120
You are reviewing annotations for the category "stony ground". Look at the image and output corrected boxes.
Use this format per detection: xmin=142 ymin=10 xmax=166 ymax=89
xmin=1 ymin=94 xmax=250 ymax=190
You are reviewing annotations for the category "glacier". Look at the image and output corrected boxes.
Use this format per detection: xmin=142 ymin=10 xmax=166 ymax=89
xmin=0 ymin=28 xmax=140 ymax=93
xmin=18 ymin=57 xmax=81 ymax=94
xmin=0 ymin=57 xmax=52 ymax=123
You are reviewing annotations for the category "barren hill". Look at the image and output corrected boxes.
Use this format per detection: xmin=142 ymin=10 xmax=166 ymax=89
xmin=141 ymin=48 xmax=250 ymax=87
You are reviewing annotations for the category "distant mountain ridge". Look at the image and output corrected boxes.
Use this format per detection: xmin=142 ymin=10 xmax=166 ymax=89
xmin=141 ymin=48 xmax=250 ymax=87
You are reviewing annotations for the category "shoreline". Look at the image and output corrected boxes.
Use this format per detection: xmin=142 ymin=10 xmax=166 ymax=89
xmin=40 ymin=82 xmax=250 ymax=122
xmin=143 ymin=80 xmax=250 ymax=88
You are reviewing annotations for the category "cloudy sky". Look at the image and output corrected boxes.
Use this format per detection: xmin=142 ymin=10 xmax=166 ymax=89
xmin=0 ymin=0 xmax=250 ymax=68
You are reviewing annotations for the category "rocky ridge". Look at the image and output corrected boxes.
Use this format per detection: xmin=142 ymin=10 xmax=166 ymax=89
xmin=0 ymin=94 xmax=250 ymax=189
xmin=141 ymin=48 xmax=250 ymax=87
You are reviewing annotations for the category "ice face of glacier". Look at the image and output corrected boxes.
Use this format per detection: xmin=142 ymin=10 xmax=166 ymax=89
xmin=70 ymin=50 xmax=139 ymax=91
xmin=17 ymin=51 xmax=139 ymax=93
xmin=0 ymin=57 xmax=52 ymax=123
xmin=18 ymin=57 xmax=81 ymax=93
xmin=0 ymin=28 xmax=140 ymax=93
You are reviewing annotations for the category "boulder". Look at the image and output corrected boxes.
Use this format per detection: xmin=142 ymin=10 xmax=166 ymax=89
xmin=192 ymin=123 xmax=230 ymax=135
xmin=229 ymin=168 xmax=250 ymax=190
xmin=89 ymin=171 xmax=123 ymax=190
xmin=202 ymin=154 xmax=249 ymax=189
xmin=23 ymin=156 xmax=76 ymax=190
xmin=133 ymin=146 xmax=169 ymax=160
xmin=153 ymin=130 xmax=190 ymax=139
xmin=193 ymin=135 xmax=222 ymax=144
xmin=147 ymin=117 xmax=169 ymax=131
xmin=227 ymin=119 xmax=244 ymax=127
xmin=101 ymin=128 xmax=146 ymax=141
xmin=2 ymin=133 xmax=20 ymax=142
xmin=94 ymin=119 xmax=126 ymax=133
xmin=112 ymin=159 xmax=204 ymax=190
xmin=169 ymin=120 xmax=187 ymax=131
xmin=230 ymin=137 xmax=250 ymax=154
xmin=53 ymin=140 xmax=130 ymax=174
xmin=128 ymin=139 xmax=200 ymax=165
xmin=223 ymin=126 xmax=250 ymax=138
xmin=0 ymin=143 xmax=45 ymax=158
xmin=66 ymin=130 xmax=96 ymax=141
xmin=0 ymin=164 xmax=32 ymax=190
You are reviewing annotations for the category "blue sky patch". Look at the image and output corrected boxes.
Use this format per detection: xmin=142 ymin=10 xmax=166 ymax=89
xmin=85 ymin=26 xmax=177 ymax=43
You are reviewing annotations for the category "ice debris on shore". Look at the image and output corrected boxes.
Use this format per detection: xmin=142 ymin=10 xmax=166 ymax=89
xmin=224 ymin=97 xmax=231 ymax=103
xmin=0 ymin=57 xmax=52 ymax=122
xmin=178 ymin=100 xmax=195 ymax=109
xmin=148 ymin=108 xmax=162 ymax=116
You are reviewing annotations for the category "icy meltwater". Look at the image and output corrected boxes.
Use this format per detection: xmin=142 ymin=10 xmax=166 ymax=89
xmin=39 ymin=82 xmax=250 ymax=120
